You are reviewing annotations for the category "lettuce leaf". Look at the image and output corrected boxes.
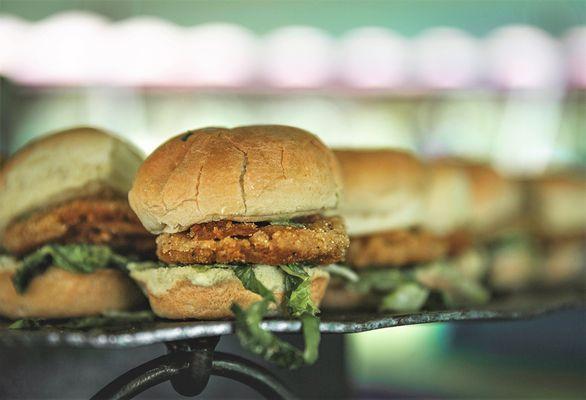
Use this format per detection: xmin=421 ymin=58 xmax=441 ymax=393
xmin=350 ymin=269 xmax=406 ymax=294
xmin=441 ymin=279 xmax=490 ymax=307
xmin=232 ymin=300 xmax=308 ymax=369
xmin=323 ymin=264 xmax=359 ymax=283
xmin=8 ymin=311 xmax=155 ymax=330
xmin=231 ymin=264 xmax=321 ymax=369
xmin=12 ymin=244 xmax=131 ymax=293
xmin=380 ymin=283 xmax=430 ymax=312
xmin=234 ymin=266 xmax=275 ymax=302
xmin=269 ymin=220 xmax=306 ymax=228
xmin=280 ymin=264 xmax=319 ymax=316
xmin=415 ymin=262 xmax=490 ymax=307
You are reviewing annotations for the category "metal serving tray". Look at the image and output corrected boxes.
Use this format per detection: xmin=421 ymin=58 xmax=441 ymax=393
xmin=1 ymin=289 xmax=583 ymax=349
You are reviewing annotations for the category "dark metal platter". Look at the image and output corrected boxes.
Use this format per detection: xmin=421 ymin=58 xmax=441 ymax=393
xmin=1 ymin=289 xmax=583 ymax=349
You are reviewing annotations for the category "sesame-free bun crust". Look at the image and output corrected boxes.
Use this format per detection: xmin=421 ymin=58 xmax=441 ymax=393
xmin=529 ymin=173 xmax=586 ymax=238
xmin=0 ymin=267 xmax=145 ymax=319
xmin=0 ymin=126 xmax=144 ymax=237
xmin=333 ymin=149 xmax=427 ymax=235
xmin=423 ymin=161 xmax=473 ymax=235
xmin=440 ymin=159 xmax=521 ymax=236
xmin=142 ymin=275 xmax=329 ymax=320
xmin=129 ymin=125 xmax=343 ymax=234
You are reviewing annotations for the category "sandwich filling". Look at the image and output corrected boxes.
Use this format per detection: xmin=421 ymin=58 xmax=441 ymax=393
xmin=327 ymin=226 xmax=491 ymax=312
xmin=3 ymin=197 xmax=155 ymax=257
xmin=156 ymin=215 xmax=348 ymax=265
xmin=138 ymin=214 xmax=349 ymax=369
xmin=1 ymin=196 xmax=155 ymax=296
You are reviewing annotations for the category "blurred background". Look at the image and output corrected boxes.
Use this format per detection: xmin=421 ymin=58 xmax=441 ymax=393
xmin=0 ymin=0 xmax=584 ymax=398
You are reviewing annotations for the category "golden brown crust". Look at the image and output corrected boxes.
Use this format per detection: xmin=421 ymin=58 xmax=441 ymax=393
xmin=156 ymin=215 xmax=348 ymax=266
xmin=129 ymin=125 xmax=343 ymax=234
xmin=0 ymin=268 xmax=145 ymax=319
xmin=444 ymin=229 xmax=474 ymax=256
xmin=2 ymin=198 xmax=156 ymax=257
xmin=346 ymin=229 xmax=448 ymax=269
xmin=527 ymin=173 xmax=586 ymax=238
xmin=334 ymin=149 xmax=426 ymax=215
xmin=142 ymin=275 xmax=329 ymax=320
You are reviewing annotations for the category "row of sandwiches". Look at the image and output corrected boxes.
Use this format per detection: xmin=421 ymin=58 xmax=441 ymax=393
xmin=0 ymin=125 xmax=584 ymax=367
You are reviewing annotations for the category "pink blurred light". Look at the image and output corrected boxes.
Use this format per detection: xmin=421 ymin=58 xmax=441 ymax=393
xmin=563 ymin=27 xmax=586 ymax=88
xmin=485 ymin=25 xmax=563 ymax=89
xmin=413 ymin=27 xmax=482 ymax=89
xmin=0 ymin=15 xmax=28 ymax=74
xmin=182 ymin=23 xmax=258 ymax=87
xmin=11 ymin=11 xmax=108 ymax=85
xmin=103 ymin=17 xmax=185 ymax=86
xmin=262 ymin=26 xmax=334 ymax=88
xmin=337 ymin=27 xmax=408 ymax=89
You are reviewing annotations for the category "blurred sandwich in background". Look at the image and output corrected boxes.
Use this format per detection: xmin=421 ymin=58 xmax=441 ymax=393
xmin=322 ymin=149 xmax=490 ymax=312
xmin=527 ymin=172 xmax=586 ymax=287
xmin=0 ymin=127 xmax=154 ymax=319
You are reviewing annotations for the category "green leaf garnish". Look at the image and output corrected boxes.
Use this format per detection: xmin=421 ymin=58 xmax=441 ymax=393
xmin=281 ymin=264 xmax=319 ymax=317
xmin=269 ymin=220 xmax=305 ymax=228
xmin=323 ymin=264 xmax=359 ymax=283
xmin=415 ymin=262 xmax=490 ymax=307
xmin=380 ymin=283 xmax=430 ymax=313
xmin=350 ymin=269 xmax=406 ymax=294
xmin=231 ymin=264 xmax=321 ymax=369
xmin=13 ymin=244 xmax=131 ymax=293
xmin=234 ymin=265 xmax=276 ymax=302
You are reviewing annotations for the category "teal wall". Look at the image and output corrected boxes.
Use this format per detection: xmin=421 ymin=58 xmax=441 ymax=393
xmin=1 ymin=0 xmax=585 ymax=36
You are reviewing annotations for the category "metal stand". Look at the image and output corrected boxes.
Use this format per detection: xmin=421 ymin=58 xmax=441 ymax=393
xmin=91 ymin=337 xmax=295 ymax=400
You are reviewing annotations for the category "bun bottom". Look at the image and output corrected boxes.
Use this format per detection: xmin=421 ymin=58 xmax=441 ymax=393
xmin=0 ymin=267 xmax=145 ymax=319
xmin=320 ymin=285 xmax=375 ymax=311
xmin=143 ymin=276 xmax=329 ymax=320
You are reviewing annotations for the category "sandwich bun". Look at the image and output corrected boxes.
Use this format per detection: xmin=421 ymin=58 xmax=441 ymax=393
xmin=129 ymin=264 xmax=329 ymax=319
xmin=129 ymin=125 xmax=343 ymax=234
xmin=528 ymin=173 xmax=586 ymax=238
xmin=441 ymin=159 xmax=521 ymax=236
xmin=0 ymin=257 xmax=144 ymax=319
xmin=334 ymin=149 xmax=426 ymax=236
xmin=0 ymin=126 xmax=144 ymax=236
xmin=423 ymin=161 xmax=473 ymax=235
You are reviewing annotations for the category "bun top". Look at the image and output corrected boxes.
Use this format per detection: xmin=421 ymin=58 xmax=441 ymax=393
xmin=529 ymin=173 xmax=586 ymax=237
xmin=423 ymin=161 xmax=473 ymax=235
xmin=0 ymin=126 xmax=144 ymax=235
xmin=333 ymin=149 xmax=426 ymax=236
xmin=129 ymin=125 xmax=343 ymax=234
xmin=443 ymin=159 xmax=522 ymax=235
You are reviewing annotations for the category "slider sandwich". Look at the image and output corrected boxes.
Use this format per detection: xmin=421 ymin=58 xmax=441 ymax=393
xmin=528 ymin=173 xmax=586 ymax=286
xmin=322 ymin=149 xmax=461 ymax=312
xmin=414 ymin=160 xmax=491 ymax=307
xmin=0 ymin=127 xmax=154 ymax=319
xmin=453 ymin=161 xmax=535 ymax=291
xmin=127 ymin=125 xmax=348 ymax=368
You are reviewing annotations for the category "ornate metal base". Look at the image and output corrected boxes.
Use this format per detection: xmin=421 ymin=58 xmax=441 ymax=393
xmin=91 ymin=337 xmax=295 ymax=400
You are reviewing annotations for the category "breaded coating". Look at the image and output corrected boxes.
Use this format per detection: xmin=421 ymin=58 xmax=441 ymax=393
xmin=157 ymin=215 xmax=349 ymax=266
xmin=347 ymin=228 xmax=448 ymax=269
xmin=3 ymin=199 xmax=156 ymax=257
xmin=445 ymin=229 xmax=474 ymax=256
